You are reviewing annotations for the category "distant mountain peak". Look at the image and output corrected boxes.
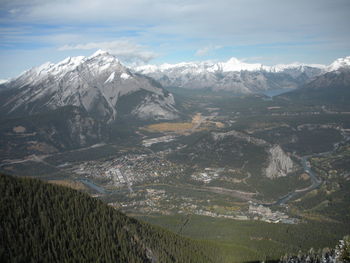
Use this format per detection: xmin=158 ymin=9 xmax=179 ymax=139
xmin=219 ymin=57 xmax=264 ymax=72
xmin=1 ymin=50 xmax=179 ymax=122
xmin=328 ymin=56 xmax=350 ymax=72
xmin=90 ymin=49 xmax=111 ymax=58
xmin=135 ymin=57 xmax=329 ymax=93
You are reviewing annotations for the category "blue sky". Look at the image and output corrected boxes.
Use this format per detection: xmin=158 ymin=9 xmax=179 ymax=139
xmin=0 ymin=0 xmax=350 ymax=79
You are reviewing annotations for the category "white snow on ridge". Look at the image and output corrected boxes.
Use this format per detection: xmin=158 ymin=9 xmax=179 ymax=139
xmin=0 ymin=79 xmax=8 ymax=84
xmin=136 ymin=56 xmax=350 ymax=75
xmin=219 ymin=57 xmax=264 ymax=72
xmin=50 ymin=56 xmax=86 ymax=76
xmin=135 ymin=57 xmax=330 ymax=75
xmin=90 ymin=49 xmax=110 ymax=58
xmin=105 ymin=72 xmax=115 ymax=83
xmin=4 ymin=49 xmax=180 ymax=122
xmin=269 ymin=63 xmax=327 ymax=73
xmin=327 ymin=56 xmax=350 ymax=72
xmin=120 ymin=72 xmax=131 ymax=80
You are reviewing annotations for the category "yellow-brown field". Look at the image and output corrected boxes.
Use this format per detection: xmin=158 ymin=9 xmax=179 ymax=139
xmin=144 ymin=122 xmax=194 ymax=132
xmin=142 ymin=113 xmax=224 ymax=133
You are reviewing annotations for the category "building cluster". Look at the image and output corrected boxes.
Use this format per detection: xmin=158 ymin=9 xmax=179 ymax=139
xmin=248 ymin=203 xmax=298 ymax=224
xmin=71 ymin=153 xmax=182 ymax=188
xmin=191 ymin=168 xmax=222 ymax=183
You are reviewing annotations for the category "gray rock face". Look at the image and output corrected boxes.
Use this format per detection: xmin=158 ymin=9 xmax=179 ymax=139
xmin=1 ymin=50 xmax=178 ymax=122
xmin=265 ymin=145 xmax=295 ymax=178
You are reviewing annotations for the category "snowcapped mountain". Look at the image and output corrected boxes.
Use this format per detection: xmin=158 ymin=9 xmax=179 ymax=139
xmin=135 ymin=58 xmax=334 ymax=94
xmin=0 ymin=50 xmax=180 ymax=157
xmin=279 ymin=58 xmax=350 ymax=106
xmin=1 ymin=50 xmax=179 ymax=122
xmin=327 ymin=56 xmax=350 ymax=72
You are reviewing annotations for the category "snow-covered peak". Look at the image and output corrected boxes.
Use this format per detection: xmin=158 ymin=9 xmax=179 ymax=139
xmin=269 ymin=63 xmax=326 ymax=73
xmin=10 ymin=50 xmax=126 ymax=89
xmin=32 ymin=62 xmax=55 ymax=75
xmin=3 ymin=50 xmax=179 ymax=122
xmin=160 ymin=62 xmax=200 ymax=71
xmin=0 ymin=79 xmax=8 ymax=85
xmin=90 ymin=49 xmax=110 ymax=58
xmin=327 ymin=56 xmax=350 ymax=72
xmin=49 ymin=56 xmax=86 ymax=76
xmin=135 ymin=57 xmax=333 ymax=75
xmin=137 ymin=58 xmax=266 ymax=74
xmin=219 ymin=57 xmax=264 ymax=72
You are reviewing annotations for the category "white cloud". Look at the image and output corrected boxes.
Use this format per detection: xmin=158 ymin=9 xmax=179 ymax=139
xmin=59 ymin=40 xmax=158 ymax=63
xmin=4 ymin=0 xmax=349 ymax=46
xmin=195 ymin=45 xmax=222 ymax=56
xmin=1 ymin=0 xmax=350 ymax=77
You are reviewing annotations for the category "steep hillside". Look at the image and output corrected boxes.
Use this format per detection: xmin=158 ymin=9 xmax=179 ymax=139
xmin=279 ymin=60 xmax=350 ymax=107
xmin=0 ymin=50 xmax=181 ymax=158
xmin=0 ymin=174 xmax=219 ymax=263
xmin=0 ymin=50 xmax=178 ymax=122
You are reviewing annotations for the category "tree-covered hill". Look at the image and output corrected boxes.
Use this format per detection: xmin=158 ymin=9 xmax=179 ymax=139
xmin=0 ymin=174 xmax=219 ymax=263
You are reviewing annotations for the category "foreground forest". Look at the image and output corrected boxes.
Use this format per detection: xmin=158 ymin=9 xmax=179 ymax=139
xmin=0 ymin=174 xmax=219 ymax=263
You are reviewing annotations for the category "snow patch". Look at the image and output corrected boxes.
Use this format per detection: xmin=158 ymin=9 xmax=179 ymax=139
xmin=220 ymin=57 xmax=264 ymax=72
xmin=121 ymin=72 xmax=131 ymax=80
xmin=90 ymin=49 xmax=110 ymax=58
xmin=105 ymin=72 xmax=115 ymax=83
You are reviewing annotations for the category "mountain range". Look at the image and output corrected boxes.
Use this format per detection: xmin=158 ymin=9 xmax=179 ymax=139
xmin=136 ymin=56 xmax=350 ymax=93
xmin=0 ymin=51 xmax=349 ymax=158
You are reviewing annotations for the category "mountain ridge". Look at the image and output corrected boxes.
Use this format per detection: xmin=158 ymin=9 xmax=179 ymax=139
xmin=135 ymin=56 xmax=350 ymax=94
xmin=0 ymin=50 xmax=179 ymax=122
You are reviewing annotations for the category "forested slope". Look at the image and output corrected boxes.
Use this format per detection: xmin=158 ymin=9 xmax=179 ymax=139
xmin=0 ymin=174 xmax=219 ymax=263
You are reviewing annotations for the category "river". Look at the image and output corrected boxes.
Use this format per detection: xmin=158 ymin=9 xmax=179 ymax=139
xmin=78 ymin=179 xmax=109 ymax=194
xmin=265 ymin=156 xmax=323 ymax=206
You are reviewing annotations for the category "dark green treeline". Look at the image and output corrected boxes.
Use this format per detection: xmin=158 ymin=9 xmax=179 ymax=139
xmin=0 ymin=174 xmax=219 ymax=263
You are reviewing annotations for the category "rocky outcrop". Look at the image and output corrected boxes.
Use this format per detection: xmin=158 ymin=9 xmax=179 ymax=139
xmin=265 ymin=145 xmax=295 ymax=178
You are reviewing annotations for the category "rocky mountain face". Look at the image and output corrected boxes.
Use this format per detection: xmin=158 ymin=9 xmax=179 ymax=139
xmin=136 ymin=58 xmax=327 ymax=94
xmin=265 ymin=145 xmax=295 ymax=179
xmin=212 ymin=131 xmax=296 ymax=178
xmin=0 ymin=50 xmax=179 ymax=122
xmin=0 ymin=50 xmax=179 ymax=157
xmin=279 ymin=57 xmax=350 ymax=106
xmin=0 ymin=106 xmax=108 ymax=159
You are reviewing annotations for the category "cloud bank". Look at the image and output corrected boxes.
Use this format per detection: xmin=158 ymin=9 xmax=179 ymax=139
xmin=0 ymin=0 xmax=349 ymax=78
